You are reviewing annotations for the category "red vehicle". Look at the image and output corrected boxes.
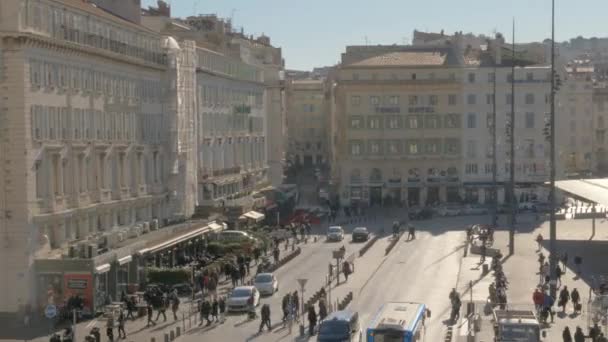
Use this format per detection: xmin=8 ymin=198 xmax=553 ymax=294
xmin=280 ymin=209 xmax=321 ymax=226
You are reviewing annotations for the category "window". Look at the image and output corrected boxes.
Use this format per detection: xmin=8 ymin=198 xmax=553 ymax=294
xmin=488 ymin=72 xmax=495 ymax=83
xmin=408 ymin=116 xmax=419 ymax=129
xmin=368 ymin=116 xmax=382 ymax=129
xmin=525 ymin=112 xmax=535 ymax=128
xmin=570 ymin=121 xmax=576 ymax=131
xmin=525 ymin=139 xmax=535 ymax=158
xmin=445 ymin=114 xmax=460 ymax=128
xmin=429 ymin=95 xmax=438 ymax=105
xmin=486 ymin=113 xmax=494 ymax=129
xmin=407 ymin=141 xmax=419 ymax=154
xmin=387 ymin=140 xmax=401 ymax=154
xmin=467 ymin=94 xmax=476 ymax=105
xmin=350 ymin=116 xmax=363 ymax=129
xmin=389 ymin=96 xmax=399 ymax=105
xmin=485 ymin=164 xmax=495 ymax=174
xmin=525 ymin=93 xmax=535 ymax=105
xmin=369 ymin=140 xmax=382 ymax=155
xmin=486 ymin=94 xmax=494 ymax=105
xmin=445 ymin=139 xmax=460 ymax=154
xmin=467 ymin=113 xmax=477 ymax=128
xmin=425 ymin=140 xmax=440 ymax=154
xmin=370 ymin=96 xmax=380 ymax=106
xmin=408 ymin=95 xmax=418 ymax=106
xmin=526 ymin=72 xmax=534 ymax=81
xmin=468 ymin=73 xmax=476 ymax=83
xmin=448 ymin=94 xmax=457 ymax=105
xmin=425 ymin=115 xmax=440 ymax=129
xmin=467 ymin=140 xmax=477 ymax=158
xmin=465 ymin=163 xmax=479 ymax=174
xmin=386 ymin=116 xmax=401 ymax=129
xmin=507 ymin=73 xmax=513 ymax=82
xmin=350 ymin=96 xmax=361 ymax=106
xmin=506 ymin=94 xmax=513 ymax=105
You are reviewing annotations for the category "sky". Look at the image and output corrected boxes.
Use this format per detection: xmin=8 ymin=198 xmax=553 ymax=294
xmin=142 ymin=0 xmax=608 ymax=71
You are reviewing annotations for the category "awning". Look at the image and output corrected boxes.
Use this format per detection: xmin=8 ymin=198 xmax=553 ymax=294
xmin=239 ymin=210 xmax=265 ymax=222
xmin=95 ymin=263 xmax=111 ymax=274
xmin=138 ymin=223 xmax=218 ymax=255
xmin=554 ymin=179 xmax=608 ymax=207
xmin=208 ymin=221 xmax=225 ymax=231
xmin=118 ymin=255 xmax=132 ymax=266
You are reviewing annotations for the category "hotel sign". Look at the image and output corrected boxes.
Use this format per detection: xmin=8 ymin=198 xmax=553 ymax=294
xmin=408 ymin=107 xmax=435 ymax=114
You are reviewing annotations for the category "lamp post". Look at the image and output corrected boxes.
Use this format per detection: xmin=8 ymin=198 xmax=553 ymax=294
xmin=549 ymin=0 xmax=558 ymax=298
xmin=509 ymin=19 xmax=516 ymax=256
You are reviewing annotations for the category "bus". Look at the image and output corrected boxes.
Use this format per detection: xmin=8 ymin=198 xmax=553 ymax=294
xmin=366 ymin=302 xmax=427 ymax=342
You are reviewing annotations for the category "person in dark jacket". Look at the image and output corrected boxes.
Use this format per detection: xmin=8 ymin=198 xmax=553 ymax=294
xmin=293 ymin=291 xmax=300 ymax=320
xmin=117 ymin=310 xmax=126 ymax=339
xmin=318 ymin=298 xmax=328 ymax=323
xmin=571 ymin=288 xmax=581 ymax=313
xmin=259 ymin=304 xmax=271 ymax=332
xmin=563 ymin=326 xmax=573 ymax=342
xmin=574 ymin=326 xmax=585 ymax=342
xmin=219 ymin=296 xmax=226 ymax=323
xmin=559 ymin=286 xmax=570 ymax=313
xmin=307 ymin=305 xmax=317 ymax=336
xmin=155 ymin=295 xmax=167 ymax=322
xmin=146 ymin=304 xmax=156 ymax=327
xmin=211 ymin=298 xmax=219 ymax=323
xmin=199 ymin=300 xmax=212 ymax=326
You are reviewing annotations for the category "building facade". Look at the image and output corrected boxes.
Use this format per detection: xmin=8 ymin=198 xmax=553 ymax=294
xmin=332 ymin=45 xmax=465 ymax=207
xmin=286 ymin=79 xmax=330 ymax=167
xmin=593 ymin=86 xmax=608 ymax=175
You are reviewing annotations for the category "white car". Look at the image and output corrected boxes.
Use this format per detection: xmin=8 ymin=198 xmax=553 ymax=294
xmin=437 ymin=206 xmax=461 ymax=217
xmin=226 ymin=286 xmax=260 ymax=312
xmin=327 ymin=226 xmax=344 ymax=242
xmin=254 ymin=273 xmax=279 ymax=295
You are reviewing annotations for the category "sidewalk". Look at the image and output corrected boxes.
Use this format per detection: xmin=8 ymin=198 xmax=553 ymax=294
xmin=455 ymin=213 xmax=608 ymax=341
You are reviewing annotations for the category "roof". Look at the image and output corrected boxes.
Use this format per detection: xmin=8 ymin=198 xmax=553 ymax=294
xmin=350 ymin=51 xmax=447 ymax=67
xmin=57 ymin=0 xmax=158 ymax=35
xmin=368 ymin=302 xmax=426 ymax=332
xmin=554 ymin=179 xmax=608 ymax=207
xmin=325 ymin=309 xmax=358 ymax=322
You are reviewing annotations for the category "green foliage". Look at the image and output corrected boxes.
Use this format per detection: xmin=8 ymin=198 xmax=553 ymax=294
xmin=146 ymin=267 xmax=190 ymax=285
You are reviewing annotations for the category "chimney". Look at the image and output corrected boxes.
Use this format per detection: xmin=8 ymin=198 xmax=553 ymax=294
xmin=494 ymin=33 xmax=504 ymax=65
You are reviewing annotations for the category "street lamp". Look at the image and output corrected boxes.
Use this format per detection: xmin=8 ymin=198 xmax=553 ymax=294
xmin=548 ymin=0 xmax=558 ymax=298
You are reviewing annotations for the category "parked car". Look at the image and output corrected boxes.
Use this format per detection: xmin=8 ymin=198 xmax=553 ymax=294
xmin=253 ymin=273 xmax=279 ymax=296
xmin=317 ymin=309 xmax=362 ymax=342
xmin=327 ymin=226 xmax=345 ymax=242
xmin=226 ymin=286 xmax=260 ymax=312
xmin=463 ymin=204 xmax=489 ymax=215
xmin=437 ymin=206 xmax=462 ymax=217
xmin=351 ymin=227 xmax=370 ymax=242
xmin=171 ymin=283 xmax=193 ymax=296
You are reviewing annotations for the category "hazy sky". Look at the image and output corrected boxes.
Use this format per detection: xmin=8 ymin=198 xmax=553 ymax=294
xmin=142 ymin=0 xmax=607 ymax=70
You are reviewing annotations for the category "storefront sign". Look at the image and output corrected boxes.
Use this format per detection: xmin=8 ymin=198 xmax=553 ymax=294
xmin=63 ymin=274 xmax=94 ymax=313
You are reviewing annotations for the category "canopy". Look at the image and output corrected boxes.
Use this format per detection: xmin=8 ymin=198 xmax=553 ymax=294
xmin=138 ymin=221 xmax=224 ymax=255
xmin=239 ymin=210 xmax=265 ymax=222
xmin=554 ymin=179 xmax=608 ymax=207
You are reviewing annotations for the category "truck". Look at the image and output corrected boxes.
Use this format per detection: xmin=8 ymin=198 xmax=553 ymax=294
xmin=493 ymin=309 xmax=543 ymax=342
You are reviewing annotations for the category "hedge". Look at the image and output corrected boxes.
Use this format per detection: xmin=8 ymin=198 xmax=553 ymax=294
xmin=146 ymin=267 xmax=191 ymax=286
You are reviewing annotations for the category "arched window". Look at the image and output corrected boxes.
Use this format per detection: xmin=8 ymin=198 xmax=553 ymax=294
xmin=350 ymin=168 xmax=362 ymax=184
xmin=369 ymin=168 xmax=383 ymax=183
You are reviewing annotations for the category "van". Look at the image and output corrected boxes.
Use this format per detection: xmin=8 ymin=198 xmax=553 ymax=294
xmin=317 ymin=310 xmax=362 ymax=342
xmin=218 ymin=230 xmax=256 ymax=243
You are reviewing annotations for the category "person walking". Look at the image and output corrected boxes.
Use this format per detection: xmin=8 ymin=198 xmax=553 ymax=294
xmin=239 ymin=263 xmax=246 ymax=285
xmin=542 ymin=261 xmax=550 ymax=284
xmin=293 ymin=291 xmax=300 ymax=321
xmin=286 ymin=299 xmax=295 ymax=334
xmin=543 ymin=292 xmax=556 ymax=323
xmin=574 ymin=326 xmax=585 ymax=342
xmin=146 ymin=304 xmax=156 ymax=327
xmin=342 ymin=260 xmax=351 ymax=282
xmin=574 ymin=256 xmax=583 ymax=275
xmin=200 ymin=300 xmax=212 ymax=326
xmin=561 ymin=252 xmax=568 ymax=274
xmin=589 ymin=323 xmax=601 ymax=342
xmin=219 ymin=296 xmax=226 ymax=323
xmin=282 ymin=294 xmax=290 ymax=322
xmin=211 ymin=298 xmax=219 ymax=323
xmin=556 ymin=264 xmax=563 ymax=287
xmin=318 ymin=298 xmax=328 ymax=323
xmin=125 ymin=297 xmax=135 ymax=320
xmin=450 ymin=295 xmax=462 ymax=324
xmin=155 ymin=294 xmax=167 ymax=322
xmin=106 ymin=317 xmax=115 ymax=342
xmin=259 ymin=303 xmax=271 ymax=332
xmin=117 ymin=310 xmax=126 ymax=339
xmin=563 ymin=326 xmax=573 ymax=342
xmin=536 ymin=233 xmax=544 ymax=251
xmin=480 ymin=243 xmax=487 ymax=264
xmin=171 ymin=291 xmax=180 ymax=321
xmin=571 ymin=288 xmax=581 ymax=314
xmin=559 ymin=286 xmax=570 ymax=313
xmin=407 ymin=224 xmax=416 ymax=240
xmin=307 ymin=305 xmax=317 ymax=336
xmin=532 ymin=288 xmax=544 ymax=313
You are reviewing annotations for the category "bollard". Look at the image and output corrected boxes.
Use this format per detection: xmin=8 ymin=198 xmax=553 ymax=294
xmin=182 ymin=313 xmax=186 ymax=332
xmin=176 ymin=326 xmax=181 ymax=337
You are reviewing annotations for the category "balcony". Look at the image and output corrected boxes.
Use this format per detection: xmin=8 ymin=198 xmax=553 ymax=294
xmin=212 ymin=166 xmax=242 ymax=177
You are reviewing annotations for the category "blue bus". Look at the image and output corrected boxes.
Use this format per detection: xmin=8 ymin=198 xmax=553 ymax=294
xmin=366 ymin=302 xmax=427 ymax=342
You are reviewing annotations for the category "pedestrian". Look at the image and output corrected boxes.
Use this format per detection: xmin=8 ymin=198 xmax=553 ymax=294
xmin=125 ymin=297 xmax=135 ymax=320
xmin=171 ymin=291 xmax=180 ymax=321
xmin=117 ymin=310 xmax=126 ymax=339
xmin=559 ymin=286 xmax=570 ymax=313
xmin=407 ymin=224 xmax=416 ymax=240
xmin=480 ymin=243 xmax=487 ymax=264
xmin=286 ymin=299 xmax=295 ymax=334
xmin=538 ymin=252 xmax=546 ymax=274
xmin=155 ymin=294 xmax=167 ymax=322
xmin=542 ymin=261 xmax=550 ymax=284
xmin=574 ymin=255 xmax=583 ymax=275
xmin=259 ymin=303 xmax=271 ymax=332
xmin=273 ymin=247 xmax=280 ymax=264
xmin=536 ymin=233 xmax=544 ymax=251
xmin=293 ymin=291 xmax=300 ymax=320
xmin=207 ymin=276 xmax=217 ymax=300
xmin=282 ymin=294 xmax=289 ymax=321
xmin=253 ymin=247 xmax=261 ymax=265
xmin=107 ymin=317 xmax=115 ymax=342
xmin=211 ymin=298 xmax=219 ymax=323
xmin=562 ymin=252 xmax=569 ymax=274
xmin=146 ymin=304 xmax=156 ymax=327
xmin=556 ymin=264 xmax=563 ymax=287
xmin=533 ymin=288 xmax=544 ymax=313
xmin=563 ymin=326 xmax=573 ymax=342
xmin=589 ymin=323 xmax=601 ymax=342
xmin=200 ymin=299 xmax=211 ymax=326
xmin=307 ymin=305 xmax=317 ymax=336
xmin=318 ymin=298 xmax=328 ymax=323
xmin=239 ymin=263 xmax=246 ymax=284
xmin=450 ymin=295 xmax=462 ymax=324
xmin=574 ymin=326 xmax=585 ymax=342
xmin=543 ymin=292 xmax=555 ymax=323
xmin=571 ymin=288 xmax=581 ymax=314
xmin=342 ymin=260 xmax=351 ymax=282
xmin=62 ymin=327 xmax=74 ymax=342
xmin=246 ymin=256 xmax=251 ymax=275
xmin=231 ymin=267 xmax=239 ymax=287
xmin=218 ymin=296 xmax=226 ymax=323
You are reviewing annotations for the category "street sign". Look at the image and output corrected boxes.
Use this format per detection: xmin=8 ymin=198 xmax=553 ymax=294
xmin=297 ymin=278 xmax=308 ymax=289
xmin=44 ymin=304 xmax=57 ymax=319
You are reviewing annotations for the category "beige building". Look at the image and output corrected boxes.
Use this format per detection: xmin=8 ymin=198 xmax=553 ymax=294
xmin=332 ymin=45 xmax=465 ymax=207
xmin=286 ymin=79 xmax=330 ymax=167
xmin=0 ymin=0 xmax=203 ymax=317
xmin=593 ymin=86 xmax=608 ymax=175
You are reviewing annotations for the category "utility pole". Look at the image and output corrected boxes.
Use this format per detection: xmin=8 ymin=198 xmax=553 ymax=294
xmin=549 ymin=0 xmax=558 ymax=298
xmin=509 ymin=19 xmax=516 ymax=255
xmin=492 ymin=63 xmax=498 ymax=228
